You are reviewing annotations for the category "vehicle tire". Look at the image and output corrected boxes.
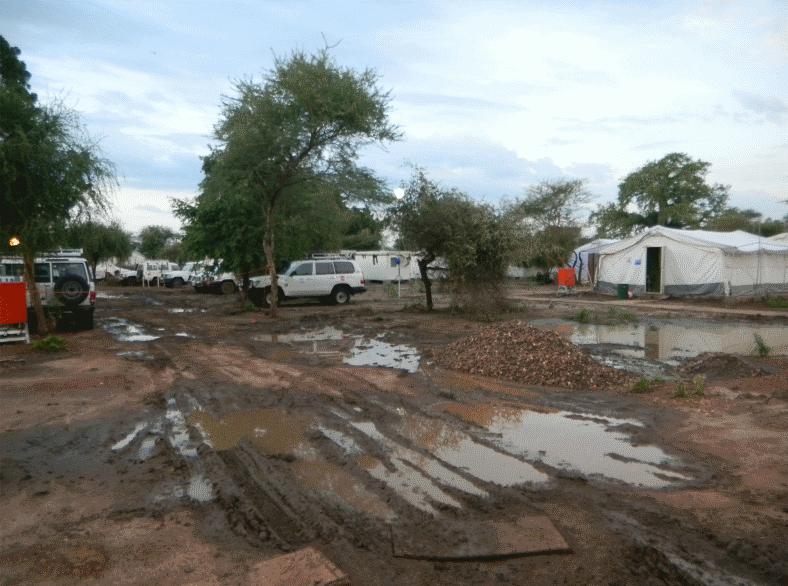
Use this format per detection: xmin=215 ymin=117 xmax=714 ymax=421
xmin=331 ymin=286 xmax=351 ymax=305
xmin=220 ymin=280 xmax=237 ymax=295
xmin=172 ymin=277 xmax=184 ymax=288
xmin=54 ymin=275 xmax=89 ymax=307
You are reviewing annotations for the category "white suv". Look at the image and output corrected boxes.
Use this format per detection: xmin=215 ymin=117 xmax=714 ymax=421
xmin=249 ymin=258 xmax=366 ymax=307
xmin=0 ymin=249 xmax=95 ymax=332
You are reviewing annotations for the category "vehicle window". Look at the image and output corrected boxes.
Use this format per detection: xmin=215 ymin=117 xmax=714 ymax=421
xmin=52 ymin=262 xmax=89 ymax=281
xmin=334 ymin=261 xmax=354 ymax=274
xmin=315 ymin=262 xmax=335 ymax=275
xmin=1 ymin=263 xmax=29 ymax=280
xmin=34 ymin=263 xmax=51 ymax=283
xmin=291 ymin=262 xmax=313 ymax=276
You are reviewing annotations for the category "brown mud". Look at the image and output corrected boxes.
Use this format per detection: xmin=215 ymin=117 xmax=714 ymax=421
xmin=1 ymin=282 xmax=787 ymax=585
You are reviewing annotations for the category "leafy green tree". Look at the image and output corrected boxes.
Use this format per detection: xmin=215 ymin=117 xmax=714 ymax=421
xmin=707 ymin=208 xmax=785 ymax=237
xmin=505 ymin=179 xmax=591 ymax=277
xmin=137 ymin=225 xmax=177 ymax=259
xmin=389 ymin=168 xmax=518 ymax=310
xmin=67 ymin=220 xmax=133 ymax=279
xmin=0 ymin=37 xmax=116 ymax=332
xmin=194 ymin=47 xmax=399 ymax=315
xmin=340 ymin=206 xmax=384 ymax=250
xmin=591 ymin=153 xmax=729 ymax=238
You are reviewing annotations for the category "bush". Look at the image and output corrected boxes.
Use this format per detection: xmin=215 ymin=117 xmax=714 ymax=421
xmin=765 ymin=298 xmax=788 ymax=308
xmin=31 ymin=335 xmax=68 ymax=352
xmin=631 ymin=378 xmax=652 ymax=393
xmin=674 ymin=379 xmax=688 ymax=398
xmin=753 ymin=333 xmax=771 ymax=357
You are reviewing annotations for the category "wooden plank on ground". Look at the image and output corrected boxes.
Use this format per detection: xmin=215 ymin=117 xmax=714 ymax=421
xmin=249 ymin=546 xmax=350 ymax=586
xmin=391 ymin=515 xmax=571 ymax=560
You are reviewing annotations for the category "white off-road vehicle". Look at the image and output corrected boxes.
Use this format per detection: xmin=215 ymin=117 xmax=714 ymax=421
xmin=0 ymin=249 xmax=95 ymax=333
xmin=136 ymin=260 xmax=180 ymax=287
xmin=163 ymin=261 xmax=205 ymax=288
xmin=248 ymin=257 xmax=366 ymax=307
xmin=192 ymin=263 xmax=238 ymax=295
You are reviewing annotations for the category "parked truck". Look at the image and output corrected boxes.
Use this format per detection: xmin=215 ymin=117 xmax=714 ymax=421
xmin=136 ymin=260 xmax=180 ymax=287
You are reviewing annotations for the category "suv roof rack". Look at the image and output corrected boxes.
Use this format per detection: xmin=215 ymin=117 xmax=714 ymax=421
xmin=42 ymin=249 xmax=84 ymax=258
xmin=308 ymin=252 xmax=353 ymax=260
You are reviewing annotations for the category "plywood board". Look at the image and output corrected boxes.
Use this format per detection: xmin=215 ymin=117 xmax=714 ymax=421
xmin=249 ymin=547 xmax=349 ymax=586
xmin=391 ymin=515 xmax=571 ymax=560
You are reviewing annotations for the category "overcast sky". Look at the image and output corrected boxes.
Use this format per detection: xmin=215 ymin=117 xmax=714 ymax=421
xmin=3 ymin=0 xmax=787 ymax=236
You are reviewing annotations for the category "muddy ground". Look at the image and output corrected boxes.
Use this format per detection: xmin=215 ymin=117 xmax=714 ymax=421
xmin=1 ymin=281 xmax=787 ymax=586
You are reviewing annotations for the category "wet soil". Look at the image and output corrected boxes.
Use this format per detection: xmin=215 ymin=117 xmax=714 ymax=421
xmin=1 ymin=282 xmax=787 ymax=586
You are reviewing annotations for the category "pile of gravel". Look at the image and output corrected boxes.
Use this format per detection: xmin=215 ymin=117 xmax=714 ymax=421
xmin=431 ymin=320 xmax=632 ymax=390
xmin=679 ymin=353 xmax=767 ymax=380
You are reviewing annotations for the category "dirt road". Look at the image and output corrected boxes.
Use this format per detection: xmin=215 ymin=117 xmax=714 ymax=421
xmin=1 ymin=283 xmax=787 ymax=585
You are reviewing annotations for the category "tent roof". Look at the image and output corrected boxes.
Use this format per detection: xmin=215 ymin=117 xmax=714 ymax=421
xmin=599 ymin=226 xmax=788 ymax=255
xmin=573 ymin=238 xmax=618 ymax=254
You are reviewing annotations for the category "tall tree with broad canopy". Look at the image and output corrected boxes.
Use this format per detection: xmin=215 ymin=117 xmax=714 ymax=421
xmin=389 ymin=168 xmax=519 ymax=310
xmin=0 ymin=37 xmax=116 ymax=332
xmin=67 ymin=220 xmax=133 ymax=279
xmin=138 ymin=225 xmax=177 ymax=259
xmin=192 ymin=47 xmax=399 ymax=315
xmin=591 ymin=153 xmax=729 ymax=238
xmin=504 ymin=179 xmax=592 ymax=277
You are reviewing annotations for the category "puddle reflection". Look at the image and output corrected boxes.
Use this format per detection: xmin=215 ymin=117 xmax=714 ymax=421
xmin=102 ymin=317 xmax=160 ymax=342
xmin=531 ymin=319 xmax=788 ymax=361
xmin=254 ymin=327 xmax=421 ymax=372
xmin=393 ymin=412 xmax=550 ymax=486
xmin=445 ymin=402 xmax=691 ymax=488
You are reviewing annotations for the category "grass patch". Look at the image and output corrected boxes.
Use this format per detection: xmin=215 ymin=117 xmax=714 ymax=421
xmin=31 ymin=335 xmax=68 ymax=352
xmin=674 ymin=379 xmax=688 ymax=398
xmin=753 ymin=333 xmax=771 ymax=356
xmin=692 ymin=375 xmax=706 ymax=397
xmin=242 ymin=300 xmax=257 ymax=312
xmin=606 ymin=307 xmax=639 ymax=324
xmin=571 ymin=308 xmax=593 ymax=323
xmin=765 ymin=298 xmax=788 ymax=308
xmin=631 ymin=378 xmax=652 ymax=393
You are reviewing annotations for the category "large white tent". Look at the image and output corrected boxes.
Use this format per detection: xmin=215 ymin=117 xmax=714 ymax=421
xmin=567 ymin=239 xmax=618 ymax=284
xmin=767 ymin=233 xmax=788 ymax=245
xmin=593 ymin=226 xmax=788 ymax=297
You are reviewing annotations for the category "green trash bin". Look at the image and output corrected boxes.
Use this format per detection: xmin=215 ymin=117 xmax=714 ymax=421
xmin=617 ymin=284 xmax=628 ymax=300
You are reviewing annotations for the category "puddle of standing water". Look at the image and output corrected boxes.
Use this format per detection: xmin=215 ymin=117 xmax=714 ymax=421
xmin=101 ymin=317 xmax=160 ymax=342
xmin=254 ymin=327 xmax=421 ymax=372
xmin=530 ymin=319 xmax=788 ymax=362
xmin=392 ymin=412 xmax=551 ymax=486
xmin=444 ymin=402 xmax=691 ymax=488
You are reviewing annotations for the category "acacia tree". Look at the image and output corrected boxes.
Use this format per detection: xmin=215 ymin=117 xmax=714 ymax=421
xmin=1 ymin=37 xmax=116 ymax=332
xmin=505 ymin=179 xmax=591 ymax=276
xmin=389 ymin=168 xmax=518 ymax=310
xmin=138 ymin=225 xmax=177 ymax=259
xmin=196 ymin=47 xmax=399 ymax=315
xmin=591 ymin=153 xmax=729 ymax=238
xmin=67 ymin=220 xmax=133 ymax=279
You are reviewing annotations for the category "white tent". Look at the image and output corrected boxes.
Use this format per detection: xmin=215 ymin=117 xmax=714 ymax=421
xmin=593 ymin=226 xmax=788 ymax=297
xmin=767 ymin=232 xmax=788 ymax=245
xmin=567 ymin=239 xmax=618 ymax=284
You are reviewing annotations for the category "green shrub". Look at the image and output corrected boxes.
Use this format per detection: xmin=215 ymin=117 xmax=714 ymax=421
xmin=674 ymin=379 xmax=688 ymax=398
xmin=31 ymin=335 xmax=68 ymax=352
xmin=765 ymin=298 xmax=788 ymax=308
xmin=753 ymin=333 xmax=771 ymax=357
xmin=631 ymin=378 xmax=652 ymax=393
xmin=692 ymin=375 xmax=706 ymax=397
xmin=572 ymin=308 xmax=592 ymax=323
xmin=242 ymin=300 xmax=257 ymax=312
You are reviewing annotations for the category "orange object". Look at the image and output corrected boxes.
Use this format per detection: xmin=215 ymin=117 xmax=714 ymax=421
xmin=557 ymin=268 xmax=576 ymax=287
xmin=0 ymin=282 xmax=28 ymax=324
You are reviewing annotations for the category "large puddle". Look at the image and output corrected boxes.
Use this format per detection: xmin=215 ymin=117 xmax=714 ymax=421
xmin=531 ymin=319 xmax=788 ymax=363
xmin=444 ymin=402 xmax=691 ymax=488
xmin=254 ymin=326 xmax=421 ymax=372
xmin=101 ymin=317 xmax=160 ymax=342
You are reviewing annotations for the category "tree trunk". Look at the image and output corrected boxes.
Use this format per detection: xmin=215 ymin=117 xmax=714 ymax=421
xmin=417 ymin=253 xmax=436 ymax=311
xmin=262 ymin=198 xmax=278 ymax=317
xmin=23 ymin=255 xmax=49 ymax=334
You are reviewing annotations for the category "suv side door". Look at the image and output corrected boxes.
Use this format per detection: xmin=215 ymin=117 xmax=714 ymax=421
xmin=313 ymin=261 xmax=336 ymax=296
xmin=286 ymin=262 xmax=315 ymax=295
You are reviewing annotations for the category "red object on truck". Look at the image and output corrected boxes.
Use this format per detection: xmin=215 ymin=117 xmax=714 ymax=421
xmin=557 ymin=268 xmax=576 ymax=287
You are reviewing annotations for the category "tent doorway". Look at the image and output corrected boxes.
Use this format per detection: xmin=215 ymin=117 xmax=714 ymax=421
xmin=646 ymin=247 xmax=661 ymax=293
